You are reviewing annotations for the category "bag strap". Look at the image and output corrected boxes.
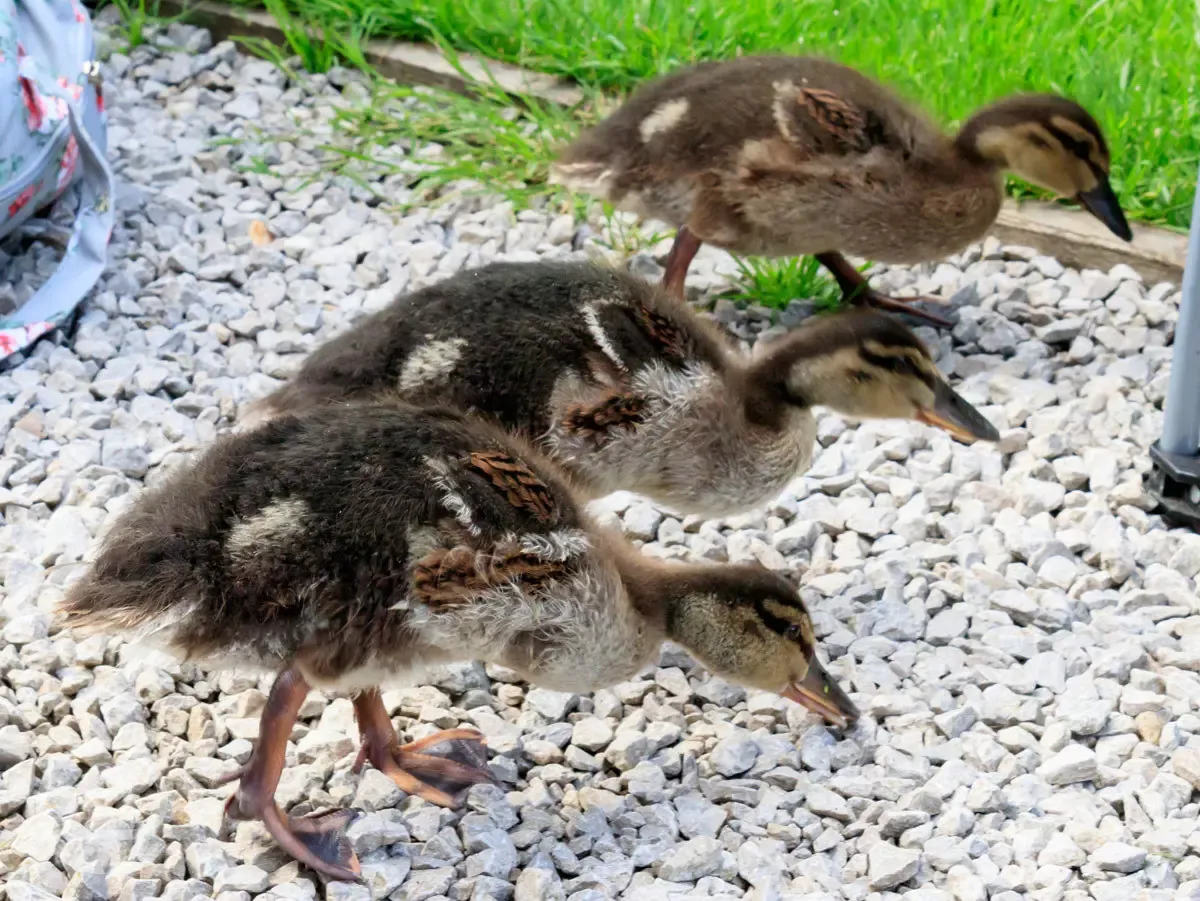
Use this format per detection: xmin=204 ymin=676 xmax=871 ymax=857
xmin=7 ymin=96 xmax=115 ymax=327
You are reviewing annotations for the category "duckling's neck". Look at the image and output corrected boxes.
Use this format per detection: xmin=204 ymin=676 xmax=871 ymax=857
xmin=951 ymin=107 xmax=1016 ymax=170
xmin=614 ymin=546 xmax=719 ymax=633
xmin=618 ymin=555 xmax=766 ymax=678
xmin=744 ymin=330 xmax=851 ymax=413
xmin=610 ymin=545 xmax=680 ymax=633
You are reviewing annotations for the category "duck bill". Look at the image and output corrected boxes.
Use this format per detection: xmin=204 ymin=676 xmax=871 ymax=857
xmin=917 ymin=380 xmax=999 ymax=443
xmin=782 ymin=657 xmax=859 ymax=728
xmin=1076 ymin=178 xmax=1133 ymax=242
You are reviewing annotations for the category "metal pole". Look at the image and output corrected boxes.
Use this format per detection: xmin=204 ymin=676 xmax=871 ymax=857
xmin=1160 ymin=166 xmax=1200 ymax=455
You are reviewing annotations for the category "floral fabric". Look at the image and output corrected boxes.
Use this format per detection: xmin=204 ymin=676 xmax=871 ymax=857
xmin=0 ymin=0 xmax=112 ymax=362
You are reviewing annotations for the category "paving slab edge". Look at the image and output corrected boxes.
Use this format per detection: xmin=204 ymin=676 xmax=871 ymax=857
xmin=165 ymin=0 xmax=1187 ymax=286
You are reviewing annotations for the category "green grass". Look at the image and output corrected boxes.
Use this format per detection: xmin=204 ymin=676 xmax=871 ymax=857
xmin=103 ymin=0 xmax=190 ymax=50
xmin=235 ymin=0 xmax=1199 ymax=228
xmin=313 ymin=74 xmax=597 ymax=209
xmin=727 ymin=256 xmax=844 ymax=312
xmin=234 ymin=0 xmax=377 ymax=74
xmin=106 ymin=0 xmax=154 ymax=48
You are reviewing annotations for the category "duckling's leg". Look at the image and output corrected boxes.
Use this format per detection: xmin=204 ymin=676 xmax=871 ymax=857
xmin=662 ymin=227 xmax=702 ymax=299
xmin=225 ymin=667 xmax=362 ymax=883
xmin=351 ymin=688 xmax=495 ymax=807
xmin=815 ymin=251 xmax=953 ymax=328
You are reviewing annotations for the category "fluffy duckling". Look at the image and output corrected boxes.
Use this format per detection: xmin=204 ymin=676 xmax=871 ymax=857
xmin=247 ymin=260 xmax=998 ymax=518
xmin=550 ymin=55 xmax=1131 ymax=326
xmin=60 ymin=403 xmax=858 ymax=882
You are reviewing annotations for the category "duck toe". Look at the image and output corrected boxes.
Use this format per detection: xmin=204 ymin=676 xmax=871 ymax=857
xmin=393 ymin=729 xmax=496 ymax=807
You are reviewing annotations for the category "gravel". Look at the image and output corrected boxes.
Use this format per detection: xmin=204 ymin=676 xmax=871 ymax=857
xmin=0 ymin=15 xmax=1197 ymax=901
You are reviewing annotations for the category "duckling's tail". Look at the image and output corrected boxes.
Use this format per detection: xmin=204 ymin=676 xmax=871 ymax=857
xmin=57 ymin=531 xmax=206 ymax=649
xmin=233 ymin=383 xmax=348 ymax=435
xmin=232 ymin=395 xmax=282 ymax=434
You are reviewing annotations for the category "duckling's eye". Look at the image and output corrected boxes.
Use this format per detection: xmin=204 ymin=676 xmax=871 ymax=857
xmin=785 ymin=624 xmax=804 ymax=642
xmin=1028 ymin=133 xmax=1052 ymax=150
xmin=853 ymin=370 xmax=872 ymax=384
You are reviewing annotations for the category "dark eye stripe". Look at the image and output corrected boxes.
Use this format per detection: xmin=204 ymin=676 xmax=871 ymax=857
xmin=754 ymin=606 xmax=815 ymax=660
xmin=859 ymin=349 xmax=900 ymax=369
xmin=1043 ymin=123 xmax=1093 ymax=160
xmin=860 ymin=350 xmax=937 ymax=388
xmin=754 ymin=598 xmax=792 ymax=635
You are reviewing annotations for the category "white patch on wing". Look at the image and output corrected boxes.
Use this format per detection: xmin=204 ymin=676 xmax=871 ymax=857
xmin=227 ymin=498 xmax=310 ymax=562
xmin=639 ymin=98 xmax=690 ymax=142
xmin=424 ymin=457 xmax=481 ymax=537
xmin=398 ymin=337 xmax=467 ymax=394
xmin=520 ymin=529 xmax=592 ymax=562
xmin=582 ymin=303 xmax=627 ymax=372
xmin=771 ymin=79 xmax=799 ymax=143
xmin=548 ymin=161 xmax=615 ymax=197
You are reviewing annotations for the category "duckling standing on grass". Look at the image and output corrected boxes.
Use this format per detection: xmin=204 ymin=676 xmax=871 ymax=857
xmin=59 ymin=403 xmax=859 ymax=883
xmin=245 ymin=260 xmax=999 ymax=518
xmin=550 ymin=55 xmax=1132 ymax=327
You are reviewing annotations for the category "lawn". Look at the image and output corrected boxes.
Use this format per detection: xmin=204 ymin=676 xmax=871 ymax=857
xmin=240 ymin=0 xmax=1200 ymax=230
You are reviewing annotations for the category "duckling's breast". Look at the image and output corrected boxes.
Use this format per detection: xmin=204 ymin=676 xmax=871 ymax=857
xmin=731 ymin=153 xmax=1003 ymax=263
xmin=550 ymin=362 xmax=815 ymax=517
xmin=408 ymin=554 xmax=657 ymax=694
xmin=833 ymin=179 xmax=1003 ymax=263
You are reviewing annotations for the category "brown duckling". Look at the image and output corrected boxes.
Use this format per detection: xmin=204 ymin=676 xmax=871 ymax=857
xmin=550 ymin=55 xmax=1131 ymax=327
xmin=245 ymin=260 xmax=998 ymax=518
xmin=60 ymin=403 xmax=858 ymax=882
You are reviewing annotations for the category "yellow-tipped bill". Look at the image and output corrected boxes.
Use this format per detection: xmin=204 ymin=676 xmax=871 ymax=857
xmin=782 ymin=656 xmax=859 ymax=728
xmin=917 ymin=380 xmax=999 ymax=444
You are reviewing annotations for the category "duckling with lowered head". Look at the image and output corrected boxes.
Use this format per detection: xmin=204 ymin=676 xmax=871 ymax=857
xmin=59 ymin=402 xmax=858 ymax=883
xmin=550 ymin=55 xmax=1132 ymax=326
xmin=246 ymin=259 xmax=998 ymax=518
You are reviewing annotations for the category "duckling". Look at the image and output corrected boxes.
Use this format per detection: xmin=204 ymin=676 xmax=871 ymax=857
xmin=550 ymin=55 xmax=1131 ymax=327
xmin=60 ymin=402 xmax=858 ymax=882
xmin=246 ymin=259 xmax=998 ymax=518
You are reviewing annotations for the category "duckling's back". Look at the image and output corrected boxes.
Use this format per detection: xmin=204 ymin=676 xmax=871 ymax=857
xmin=249 ymin=260 xmax=733 ymax=437
xmin=555 ymin=55 xmax=938 ymax=195
xmin=59 ymin=404 xmax=586 ymax=679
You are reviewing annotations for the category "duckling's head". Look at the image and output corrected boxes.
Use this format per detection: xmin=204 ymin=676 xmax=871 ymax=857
xmin=755 ymin=310 xmax=999 ymax=443
xmin=662 ymin=563 xmax=859 ymax=727
xmin=957 ymin=93 xmax=1131 ymax=241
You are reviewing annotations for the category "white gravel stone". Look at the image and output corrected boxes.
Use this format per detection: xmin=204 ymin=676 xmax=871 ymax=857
xmin=622 ymin=503 xmax=663 ymax=541
xmin=655 ymin=836 xmax=723 ymax=882
xmin=1038 ymin=744 xmax=1099 ymax=785
xmin=1173 ymin=748 xmax=1200 ymax=789
xmin=10 ymin=812 xmax=62 ymax=861
xmin=515 ymin=867 xmax=564 ymax=901
xmin=806 ymin=785 xmax=852 ymax=821
xmin=1091 ymin=842 xmax=1147 ymax=874
xmin=868 ymin=842 xmax=921 ymax=890
xmin=571 ymin=717 xmax=614 ymax=752
xmin=606 ymin=730 xmax=651 ymax=771
xmin=709 ymin=731 xmax=758 ymax=776
xmin=945 ymin=865 xmax=986 ymax=901
xmin=212 ymin=866 xmax=270 ymax=894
